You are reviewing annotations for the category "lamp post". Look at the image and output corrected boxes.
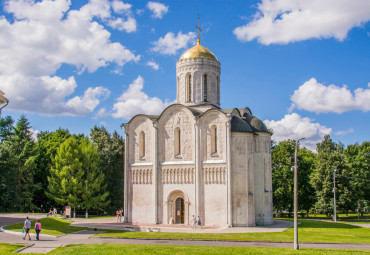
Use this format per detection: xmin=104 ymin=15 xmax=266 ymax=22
xmin=333 ymin=169 xmax=337 ymax=222
xmin=294 ymin=138 xmax=305 ymax=250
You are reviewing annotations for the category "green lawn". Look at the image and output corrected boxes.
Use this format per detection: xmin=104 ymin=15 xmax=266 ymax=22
xmin=3 ymin=217 xmax=89 ymax=236
xmin=39 ymin=244 xmax=370 ymax=255
xmin=0 ymin=243 xmax=25 ymax=254
xmin=1 ymin=243 xmax=368 ymax=255
xmin=96 ymin=219 xmax=370 ymax=244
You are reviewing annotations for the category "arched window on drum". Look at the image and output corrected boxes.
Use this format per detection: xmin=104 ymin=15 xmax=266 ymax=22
xmin=211 ymin=125 xmax=218 ymax=156
xmin=139 ymin=131 xmax=145 ymax=158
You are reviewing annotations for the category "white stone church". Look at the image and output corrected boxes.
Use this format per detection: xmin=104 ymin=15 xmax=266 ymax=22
xmin=123 ymin=38 xmax=273 ymax=227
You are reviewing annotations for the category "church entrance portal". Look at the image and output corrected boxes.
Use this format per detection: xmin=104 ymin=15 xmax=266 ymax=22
xmin=175 ymin=197 xmax=185 ymax=223
xmin=167 ymin=190 xmax=189 ymax=225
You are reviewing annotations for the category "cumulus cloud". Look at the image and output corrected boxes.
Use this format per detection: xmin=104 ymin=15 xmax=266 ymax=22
xmin=147 ymin=61 xmax=159 ymax=70
xmin=290 ymin=78 xmax=370 ymax=114
xmin=264 ymin=113 xmax=332 ymax=151
xmin=0 ymin=0 xmax=139 ymax=116
xmin=94 ymin=107 xmax=110 ymax=119
xmin=112 ymin=76 xmax=171 ymax=119
xmin=233 ymin=0 xmax=370 ymax=45
xmin=335 ymin=128 xmax=354 ymax=136
xmin=111 ymin=0 xmax=132 ymax=14
xmin=151 ymin=31 xmax=196 ymax=55
xmin=107 ymin=17 xmax=137 ymax=32
xmin=147 ymin=1 xmax=169 ymax=19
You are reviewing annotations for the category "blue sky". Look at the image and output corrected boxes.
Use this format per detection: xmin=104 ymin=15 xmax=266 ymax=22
xmin=0 ymin=0 xmax=369 ymax=150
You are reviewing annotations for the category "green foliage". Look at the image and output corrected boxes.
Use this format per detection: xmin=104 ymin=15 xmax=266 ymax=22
xmin=47 ymin=137 xmax=85 ymax=212
xmin=311 ymin=135 xmax=345 ymax=215
xmin=271 ymin=140 xmax=316 ymax=214
xmin=81 ymin=138 xmax=110 ymax=213
xmin=90 ymin=126 xmax=124 ymax=213
xmin=34 ymin=129 xmax=71 ymax=210
xmin=0 ymin=115 xmax=38 ymax=211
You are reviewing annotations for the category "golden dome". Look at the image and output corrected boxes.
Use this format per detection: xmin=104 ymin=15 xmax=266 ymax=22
xmin=179 ymin=41 xmax=218 ymax=61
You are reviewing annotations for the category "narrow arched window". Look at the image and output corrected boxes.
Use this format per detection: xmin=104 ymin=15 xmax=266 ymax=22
xmin=217 ymin=76 xmax=220 ymax=105
xmin=187 ymin=74 xmax=191 ymax=102
xmin=174 ymin=127 xmax=181 ymax=156
xmin=139 ymin=131 xmax=145 ymax=158
xmin=203 ymin=74 xmax=208 ymax=102
xmin=211 ymin=125 xmax=217 ymax=155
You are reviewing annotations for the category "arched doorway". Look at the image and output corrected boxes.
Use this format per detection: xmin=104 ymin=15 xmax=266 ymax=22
xmin=175 ymin=197 xmax=185 ymax=223
xmin=167 ymin=190 xmax=189 ymax=225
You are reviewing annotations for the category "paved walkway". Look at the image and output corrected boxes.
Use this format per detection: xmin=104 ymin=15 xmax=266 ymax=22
xmin=1 ymin=214 xmax=369 ymax=253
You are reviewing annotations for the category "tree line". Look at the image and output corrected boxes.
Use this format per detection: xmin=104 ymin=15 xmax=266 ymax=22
xmin=1 ymin=115 xmax=368 ymax=217
xmin=0 ymin=115 xmax=124 ymax=215
xmin=272 ymin=137 xmax=369 ymax=217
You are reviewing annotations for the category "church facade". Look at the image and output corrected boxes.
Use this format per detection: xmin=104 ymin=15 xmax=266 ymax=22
xmin=123 ymin=39 xmax=273 ymax=227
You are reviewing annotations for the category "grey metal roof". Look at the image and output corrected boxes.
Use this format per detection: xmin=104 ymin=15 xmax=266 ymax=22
xmin=231 ymin=116 xmax=254 ymax=133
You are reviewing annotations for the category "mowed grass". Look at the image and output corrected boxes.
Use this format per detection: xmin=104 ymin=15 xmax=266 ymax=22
xmin=97 ymin=219 xmax=370 ymax=244
xmin=0 ymin=243 xmax=25 ymax=254
xmin=3 ymin=217 xmax=89 ymax=236
xmin=48 ymin=244 xmax=370 ymax=255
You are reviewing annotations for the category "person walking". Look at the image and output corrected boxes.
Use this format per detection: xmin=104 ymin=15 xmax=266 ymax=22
xmin=119 ymin=209 xmax=123 ymax=222
xmin=34 ymin=220 xmax=42 ymax=240
xmin=192 ymin=215 xmax=197 ymax=229
xmin=116 ymin=210 xmax=119 ymax=223
xmin=197 ymin=215 xmax=202 ymax=229
xmin=23 ymin=217 xmax=31 ymax=240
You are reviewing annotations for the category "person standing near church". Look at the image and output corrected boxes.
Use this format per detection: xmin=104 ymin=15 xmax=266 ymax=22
xmin=23 ymin=217 xmax=31 ymax=240
xmin=34 ymin=219 xmax=42 ymax=240
xmin=197 ymin=215 xmax=201 ymax=229
xmin=192 ymin=215 xmax=197 ymax=229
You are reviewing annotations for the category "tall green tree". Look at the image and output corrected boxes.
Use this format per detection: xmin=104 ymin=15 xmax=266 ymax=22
xmin=34 ymin=129 xmax=71 ymax=211
xmin=343 ymin=142 xmax=370 ymax=215
xmin=47 ymin=137 xmax=84 ymax=216
xmin=0 ymin=116 xmax=16 ymax=211
xmin=90 ymin=126 xmax=124 ymax=213
xmin=80 ymin=139 xmax=110 ymax=217
xmin=271 ymin=140 xmax=316 ymax=216
xmin=6 ymin=115 xmax=38 ymax=211
xmin=311 ymin=135 xmax=345 ymax=216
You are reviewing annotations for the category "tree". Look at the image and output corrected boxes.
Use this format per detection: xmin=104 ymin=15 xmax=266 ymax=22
xmin=311 ymin=135 xmax=345 ymax=216
xmin=90 ymin=126 xmax=124 ymax=213
xmin=80 ymin=139 xmax=109 ymax=217
xmin=343 ymin=142 xmax=370 ymax=215
xmin=34 ymin=129 xmax=71 ymax=211
xmin=47 ymin=137 xmax=84 ymax=217
xmin=271 ymin=140 xmax=316 ymax=216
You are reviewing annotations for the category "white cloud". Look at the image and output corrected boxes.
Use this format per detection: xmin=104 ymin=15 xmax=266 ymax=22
xmin=112 ymin=76 xmax=171 ymax=119
xmin=264 ymin=113 xmax=332 ymax=151
xmin=0 ymin=0 xmax=139 ymax=116
xmin=147 ymin=1 xmax=169 ymax=19
xmin=290 ymin=78 xmax=370 ymax=114
xmin=151 ymin=31 xmax=196 ymax=55
xmin=335 ymin=128 xmax=354 ymax=136
xmin=107 ymin=17 xmax=136 ymax=32
xmin=94 ymin=107 xmax=110 ymax=119
xmin=30 ymin=128 xmax=40 ymax=141
xmin=147 ymin=61 xmax=159 ymax=70
xmin=111 ymin=0 xmax=132 ymax=14
xmin=233 ymin=0 xmax=370 ymax=45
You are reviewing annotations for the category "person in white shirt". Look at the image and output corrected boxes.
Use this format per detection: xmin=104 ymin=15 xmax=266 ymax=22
xmin=23 ymin=217 xmax=31 ymax=240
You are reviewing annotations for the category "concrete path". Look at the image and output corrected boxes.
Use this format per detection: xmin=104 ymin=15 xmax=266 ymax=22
xmin=1 ymin=214 xmax=369 ymax=253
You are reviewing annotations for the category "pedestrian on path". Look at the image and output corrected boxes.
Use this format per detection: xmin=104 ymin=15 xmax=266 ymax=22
xmin=116 ymin=210 xmax=119 ymax=222
xmin=197 ymin=215 xmax=202 ymax=229
xmin=192 ymin=215 xmax=197 ymax=229
xmin=34 ymin=219 xmax=42 ymax=240
xmin=23 ymin=217 xmax=31 ymax=240
xmin=119 ymin=209 xmax=123 ymax=222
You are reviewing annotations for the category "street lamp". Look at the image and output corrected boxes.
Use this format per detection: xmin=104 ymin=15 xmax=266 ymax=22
xmin=333 ymin=169 xmax=337 ymax=222
xmin=294 ymin=137 xmax=305 ymax=250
